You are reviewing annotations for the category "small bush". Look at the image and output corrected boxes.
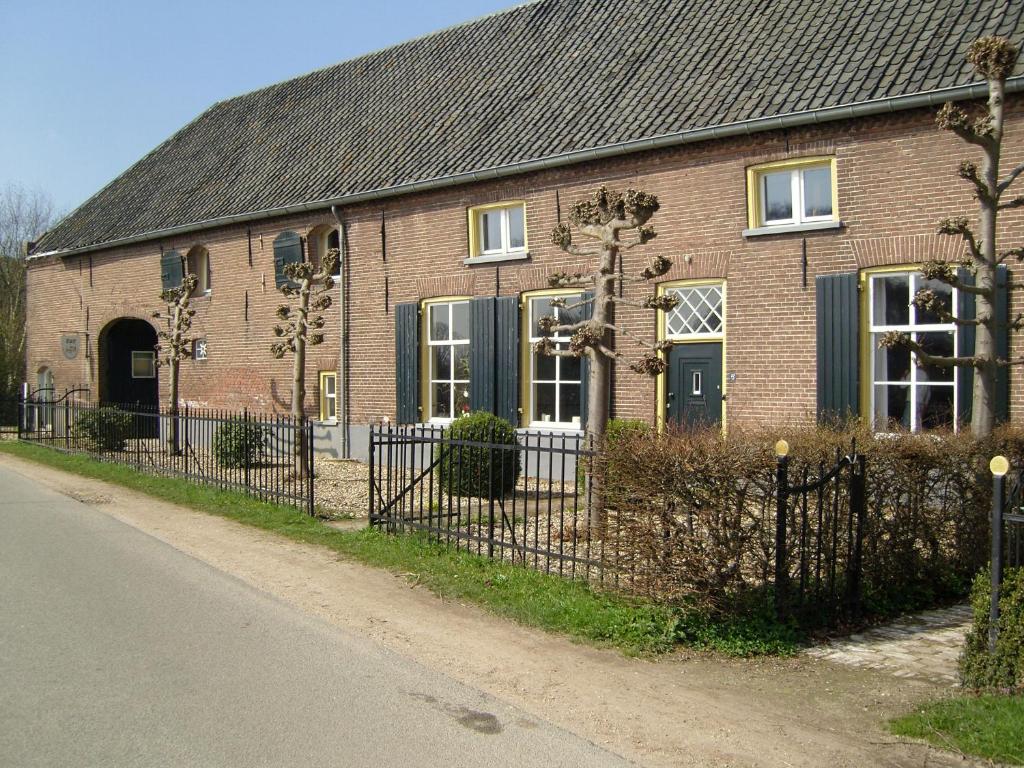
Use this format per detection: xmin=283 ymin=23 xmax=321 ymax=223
xmin=74 ymin=407 xmax=133 ymax=451
xmin=439 ymin=412 xmax=520 ymax=498
xmin=213 ymin=420 xmax=266 ymax=469
xmin=960 ymin=566 xmax=1024 ymax=691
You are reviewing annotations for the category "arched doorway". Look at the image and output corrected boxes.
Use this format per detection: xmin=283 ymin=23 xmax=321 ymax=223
xmin=99 ymin=318 xmax=159 ymax=410
xmin=307 ymin=224 xmax=341 ymax=278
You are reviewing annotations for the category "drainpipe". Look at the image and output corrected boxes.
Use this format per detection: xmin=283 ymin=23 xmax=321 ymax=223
xmin=330 ymin=206 xmax=349 ymax=458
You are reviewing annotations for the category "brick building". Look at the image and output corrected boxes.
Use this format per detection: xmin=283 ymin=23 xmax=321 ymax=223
xmin=24 ymin=0 xmax=1024 ymax=460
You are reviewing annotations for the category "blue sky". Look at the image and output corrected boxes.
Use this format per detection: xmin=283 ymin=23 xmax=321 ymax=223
xmin=0 ymin=0 xmax=516 ymax=215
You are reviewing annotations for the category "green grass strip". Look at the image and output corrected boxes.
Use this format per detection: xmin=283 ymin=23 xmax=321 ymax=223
xmin=891 ymin=695 xmax=1024 ymax=765
xmin=0 ymin=441 xmax=678 ymax=655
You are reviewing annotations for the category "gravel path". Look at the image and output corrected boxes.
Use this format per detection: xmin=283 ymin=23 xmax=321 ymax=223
xmin=314 ymin=458 xmax=369 ymax=517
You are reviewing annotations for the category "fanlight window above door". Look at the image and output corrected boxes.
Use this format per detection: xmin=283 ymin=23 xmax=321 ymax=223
xmin=664 ymin=283 xmax=724 ymax=339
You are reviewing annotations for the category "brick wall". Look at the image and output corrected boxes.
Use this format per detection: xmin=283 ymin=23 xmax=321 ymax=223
xmin=26 ymin=101 xmax=1024 ymax=438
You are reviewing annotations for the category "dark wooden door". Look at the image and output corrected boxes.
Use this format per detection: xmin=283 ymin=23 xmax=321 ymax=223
xmin=666 ymin=342 xmax=723 ymax=428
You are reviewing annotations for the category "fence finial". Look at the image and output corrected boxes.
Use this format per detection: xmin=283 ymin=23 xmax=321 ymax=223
xmin=775 ymin=439 xmax=790 ymax=458
xmin=991 ymin=455 xmax=1010 ymax=477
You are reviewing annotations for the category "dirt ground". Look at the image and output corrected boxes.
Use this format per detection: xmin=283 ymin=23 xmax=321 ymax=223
xmin=0 ymin=452 xmax=978 ymax=768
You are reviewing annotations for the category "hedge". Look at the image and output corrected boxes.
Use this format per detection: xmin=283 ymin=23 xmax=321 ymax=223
xmin=597 ymin=422 xmax=1024 ymax=624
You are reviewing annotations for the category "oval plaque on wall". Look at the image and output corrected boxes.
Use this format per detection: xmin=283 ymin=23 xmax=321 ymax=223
xmin=61 ymin=334 xmax=80 ymax=360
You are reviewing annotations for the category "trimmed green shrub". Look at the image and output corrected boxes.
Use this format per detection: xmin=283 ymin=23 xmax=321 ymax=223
xmin=74 ymin=407 xmax=133 ymax=451
xmin=213 ymin=420 xmax=266 ymax=469
xmin=439 ymin=412 xmax=520 ymax=498
xmin=961 ymin=566 xmax=1024 ymax=691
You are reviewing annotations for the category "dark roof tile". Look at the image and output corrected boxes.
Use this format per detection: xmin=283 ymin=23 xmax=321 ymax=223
xmin=35 ymin=0 xmax=1024 ymax=254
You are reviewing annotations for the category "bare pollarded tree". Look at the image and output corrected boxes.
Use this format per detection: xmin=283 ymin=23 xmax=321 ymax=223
xmin=538 ymin=185 xmax=677 ymax=528
xmin=0 ymin=185 xmax=57 ymax=401
xmin=271 ymin=249 xmax=338 ymax=477
xmin=153 ymin=272 xmax=197 ymax=454
xmin=880 ymin=37 xmax=1023 ymax=437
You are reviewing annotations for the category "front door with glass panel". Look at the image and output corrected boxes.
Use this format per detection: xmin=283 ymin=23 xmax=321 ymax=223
xmin=667 ymin=343 xmax=723 ymax=427
xmin=662 ymin=281 xmax=725 ymax=428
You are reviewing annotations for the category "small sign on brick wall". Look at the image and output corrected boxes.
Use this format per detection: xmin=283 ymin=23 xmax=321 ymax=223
xmin=61 ymin=334 xmax=80 ymax=360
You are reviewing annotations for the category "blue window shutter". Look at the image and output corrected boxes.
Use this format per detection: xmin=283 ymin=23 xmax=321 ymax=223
xmin=160 ymin=250 xmax=183 ymax=291
xmin=956 ymin=268 xmax=976 ymax=426
xmin=579 ymin=291 xmax=594 ymax=428
xmin=995 ymin=265 xmax=1010 ymax=424
xmin=815 ymin=273 xmax=859 ymax=422
xmin=495 ymin=296 xmax=520 ymax=425
xmin=470 ymin=297 xmax=496 ymax=414
xmin=395 ymin=303 xmax=420 ymax=424
xmin=273 ymin=231 xmax=302 ymax=288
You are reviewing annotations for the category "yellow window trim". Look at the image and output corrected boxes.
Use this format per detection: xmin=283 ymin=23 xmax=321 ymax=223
xmin=655 ymin=279 xmax=728 ymax=434
xmin=318 ymin=370 xmax=337 ymax=421
xmin=467 ymin=200 xmax=528 ymax=258
xmin=520 ymin=287 xmax=587 ymax=429
xmin=420 ymin=296 xmax=471 ymax=423
xmin=745 ymin=156 xmax=838 ymax=230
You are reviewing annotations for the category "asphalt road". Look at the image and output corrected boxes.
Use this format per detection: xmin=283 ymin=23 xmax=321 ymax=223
xmin=0 ymin=465 xmax=631 ymax=768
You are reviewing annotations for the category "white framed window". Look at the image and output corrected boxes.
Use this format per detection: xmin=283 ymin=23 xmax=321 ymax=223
xmin=748 ymin=159 xmax=836 ymax=229
xmin=426 ymin=300 xmax=470 ymax=421
xmin=664 ymin=283 xmax=724 ymax=339
xmin=186 ymin=245 xmax=211 ymax=294
xmin=319 ymin=371 xmax=337 ymax=421
xmin=470 ymin=202 xmax=526 ymax=257
xmin=131 ymin=351 xmax=156 ymax=379
xmin=528 ymin=293 xmax=582 ymax=428
xmin=193 ymin=338 xmax=208 ymax=361
xmin=869 ymin=271 xmax=957 ymax=432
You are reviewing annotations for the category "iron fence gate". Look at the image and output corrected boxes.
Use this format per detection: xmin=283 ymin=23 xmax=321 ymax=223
xmin=368 ymin=424 xmax=612 ymax=582
xmin=775 ymin=440 xmax=867 ymax=623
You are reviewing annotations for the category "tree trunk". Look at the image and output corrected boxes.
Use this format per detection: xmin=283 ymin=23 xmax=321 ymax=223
xmin=292 ymin=279 xmax=310 ymax=478
xmin=972 ymin=266 xmax=997 ymax=439
xmin=168 ymin=357 xmax=181 ymax=454
xmin=971 ymin=74 xmax=1005 ymax=438
xmin=583 ymin=240 xmax=618 ymax=532
xmin=167 ymin=300 xmax=182 ymax=455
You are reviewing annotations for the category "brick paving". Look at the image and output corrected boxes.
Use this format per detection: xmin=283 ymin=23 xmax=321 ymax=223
xmin=807 ymin=604 xmax=973 ymax=686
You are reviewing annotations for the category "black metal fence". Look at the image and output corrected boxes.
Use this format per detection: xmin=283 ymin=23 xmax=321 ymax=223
xmin=16 ymin=393 xmax=314 ymax=512
xmin=369 ymin=425 xmax=613 ymax=582
xmin=989 ymin=458 xmax=1023 ymax=650
xmin=0 ymin=396 xmax=18 ymax=438
xmin=370 ymin=425 xmax=871 ymax=622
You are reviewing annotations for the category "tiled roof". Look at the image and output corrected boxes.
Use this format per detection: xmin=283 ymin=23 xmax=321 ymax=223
xmin=34 ymin=0 xmax=1024 ymax=254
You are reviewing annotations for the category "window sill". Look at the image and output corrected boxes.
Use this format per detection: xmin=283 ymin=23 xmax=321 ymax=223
xmin=523 ymin=424 xmax=583 ymax=434
xmin=742 ymin=220 xmax=844 ymax=238
xmin=463 ymin=251 xmax=530 ymax=266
